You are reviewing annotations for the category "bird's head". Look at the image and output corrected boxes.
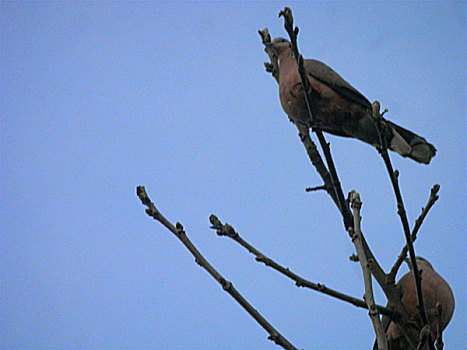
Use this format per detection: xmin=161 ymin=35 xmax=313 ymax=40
xmin=405 ymin=256 xmax=435 ymax=271
xmin=265 ymin=37 xmax=292 ymax=59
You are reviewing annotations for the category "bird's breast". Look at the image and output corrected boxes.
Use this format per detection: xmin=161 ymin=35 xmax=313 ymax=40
xmin=279 ymin=74 xmax=353 ymax=129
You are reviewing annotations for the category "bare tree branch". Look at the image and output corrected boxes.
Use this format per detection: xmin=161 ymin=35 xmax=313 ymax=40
xmin=260 ymin=9 xmax=432 ymax=347
xmin=259 ymin=30 xmax=339 ymax=207
xmin=134 ymin=7 xmax=446 ymax=350
xmin=295 ymin=123 xmax=339 ymax=206
xmin=136 ymin=186 xmax=298 ymax=350
xmin=349 ymin=191 xmax=387 ymax=350
xmin=305 ymin=184 xmax=327 ymax=192
xmin=259 ymin=28 xmax=279 ymax=83
xmin=388 ymin=184 xmax=441 ymax=283
xmin=137 ymin=7 xmax=443 ymax=349
xmin=209 ymin=214 xmax=394 ymax=317
xmin=275 ymin=9 xmax=395 ymax=290
xmin=279 ymin=8 xmax=352 ymax=229
xmin=272 ymin=10 xmax=413 ymax=329
xmin=435 ymin=302 xmax=444 ymax=350
xmin=371 ymin=103 xmax=435 ymax=350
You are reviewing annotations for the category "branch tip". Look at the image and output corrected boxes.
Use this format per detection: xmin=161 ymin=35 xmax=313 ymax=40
xmin=349 ymin=254 xmax=359 ymax=262
xmin=278 ymin=7 xmax=293 ymax=23
xmin=305 ymin=184 xmax=327 ymax=192
xmin=136 ymin=187 xmax=297 ymax=349
xmin=209 ymin=214 xmax=222 ymax=229
xmin=258 ymin=28 xmax=271 ymax=44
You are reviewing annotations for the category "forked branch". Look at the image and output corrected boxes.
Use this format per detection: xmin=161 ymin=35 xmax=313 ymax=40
xmin=270 ymin=7 xmax=403 ymax=312
xmin=260 ymin=8 xmax=435 ymax=347
xmin=388 ymin=184 xmax=440 ymax=283
xmin=372 ymin=103 xmax=435 ymax=350
xmin=278 ymin=7 xmax=351 ymax=229
xmin=136 ymin=186 xmax=298 ymax=350
xmin=349 ymin=191 xmax=387 ymax=350
xmin=209 ymin=214 xmax=394 ymax=317
xmin=275 ymin=10 xmax=393 ymax=292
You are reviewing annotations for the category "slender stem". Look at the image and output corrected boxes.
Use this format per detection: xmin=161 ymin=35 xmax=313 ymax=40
xmin=372 ymin=105 xmax=434 ymax=350
xmin=435 ymin=303 xmax=444 ymax=350
xmin=136 ymin=186 xmax=298 ymax=350
xmin=209 ymin=214 xmax=394 ymax=317
xmin=278 ymin=7 xmax=390 ymax=298
xmin=349 ymin=191 xmax=387 ymax=350
xmin=259 ymin=28 xmax=280 ymax=83
xmin=295 ymin=123 xmax=338 ymax=206
xmin=262 ymin=9 xmax=435 ymax=348
xmin=389 ymin=184 xmax=440 ymax=283
xmin=280 ymin=9 xmax=352 ymax=228
xmin=305 ymin=185 xmax=327 ymax=192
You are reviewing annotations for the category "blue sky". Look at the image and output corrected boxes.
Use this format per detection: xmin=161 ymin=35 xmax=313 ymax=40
xmin=1 ymin=2 xmax=465 ymax=349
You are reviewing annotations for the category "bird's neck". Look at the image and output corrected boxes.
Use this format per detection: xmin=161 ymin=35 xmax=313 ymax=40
xmin=278 ymin=52 xmax=296 ymax=66
xmin=278 ymin=54 xmax=298 ymax=80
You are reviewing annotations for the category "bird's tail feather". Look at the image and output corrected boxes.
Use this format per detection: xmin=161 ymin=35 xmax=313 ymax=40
xmin=386 ymin=121 xmax=437 ymax=164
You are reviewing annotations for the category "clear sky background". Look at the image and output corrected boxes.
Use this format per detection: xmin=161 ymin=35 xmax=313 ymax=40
xmin=1 ymin=2 xmax=465 ymax=349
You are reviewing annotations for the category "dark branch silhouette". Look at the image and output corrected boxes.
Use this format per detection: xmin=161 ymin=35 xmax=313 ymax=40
xmin=279 ymin=7 xmax=352 ymax=229
xmin=388 ymin=184 xmax=440 ymax=284
xmin=209 ymin=214 xmax=394 ymax=317
xmin=136 ymin=186 xmax=298 ymax=350
xmin=259 ymin=7 xmax=444 ymax=349
xmin=372 ymin=103 xmax=436 ymax=350
xmin=264 ymin=8 xmax=416 ymax=346
xmin=273 ymin=9 xmax=397 ymax=294
xmin=136 ymin=7 xmax=445 ymax=349
xmin=349 ymin=191 xmax=387 ymax=349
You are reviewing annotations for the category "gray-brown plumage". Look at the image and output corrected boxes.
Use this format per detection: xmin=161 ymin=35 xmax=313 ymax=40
xmin=375 ymin=257 xmax=455 ymax=350
xmin=267 ymin=37 xmax=437 ymax=164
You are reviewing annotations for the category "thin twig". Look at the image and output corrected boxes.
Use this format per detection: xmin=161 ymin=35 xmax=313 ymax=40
xmin=295 ymin=123 xmax=338 ymax=206
xmin=279 ymin=8 xmax=352 ymax=229
xmin=258 ymin=30 xmax=338 ymax=206
xmin=435 ymin=302 xmax=444 ymax=350
xmin=136 ymin=186 xmax=298 ymax=350
xmin=265 ymin=9 xmax=415 ymax=338
xmin=262 ymin=8 xmax=422 ymax=346
xmin=305 ymin=185 xmax=327 ymax=192
xmin=276 ymin=7 xmax=397 ymax=305
xmin=349 ymin=191 xmax=387 ymax=350
xmin=388 ymin=184 xmax=441 ymax=283
xmin=209 ymin=214 xmax=395 ymax=317
xmin=372 ymin=103 xmax=434 ymax=350
xmin=259 ymin=28 xmax=279 ymax=83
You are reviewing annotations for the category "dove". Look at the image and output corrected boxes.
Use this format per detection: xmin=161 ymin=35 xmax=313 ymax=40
xmin=375 ymin=257 xmax=454 ymax=349
xmin=266 ymin=37 xmax=436 ymax=164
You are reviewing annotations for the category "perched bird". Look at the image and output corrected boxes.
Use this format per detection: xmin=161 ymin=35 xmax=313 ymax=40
xmin=266 ymin=37 xmax=436 ymax=164
xmin=376 ymin=257 xmax=455 ymax=350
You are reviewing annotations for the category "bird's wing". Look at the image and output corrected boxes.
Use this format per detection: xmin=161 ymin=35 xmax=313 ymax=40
xmin=305 ymin=59 xmax=372 ymax=108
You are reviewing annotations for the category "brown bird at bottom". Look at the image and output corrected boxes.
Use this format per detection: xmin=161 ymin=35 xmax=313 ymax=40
xmin=375 ymin=257 xmax=455 ymax=350
xmin=266 ymin=37 xmax=437 ymax=164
